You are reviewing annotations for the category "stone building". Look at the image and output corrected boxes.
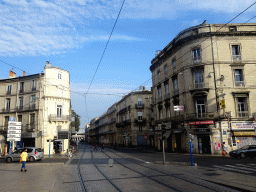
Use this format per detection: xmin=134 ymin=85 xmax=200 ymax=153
xmin=0 ymin=61 xmax=71 ymax=155
xmin=115 ymin=88 xmax=152 ymax=147
xmin=150 ymin=22 xmax=256 ymax=154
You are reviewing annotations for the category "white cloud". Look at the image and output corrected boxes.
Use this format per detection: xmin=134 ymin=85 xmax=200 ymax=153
xmin=0 ymin=0 xmax=255 ymax=56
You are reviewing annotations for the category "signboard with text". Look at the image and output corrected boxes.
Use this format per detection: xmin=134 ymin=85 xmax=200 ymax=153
xmin=174 ymin=106 xmax=184 ymax=111
xmin=189 ymin=121 xmax=214 ymax=125
xmin=231 ymin=123 xmax=256 ymax=130
xmin=7 ymin=121 xmax=21 ymax=142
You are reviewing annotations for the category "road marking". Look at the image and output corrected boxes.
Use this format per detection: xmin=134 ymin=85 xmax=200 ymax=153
xmin=249 ymin=164 xmax=256 ymax=166
xmin=213 ymin=165 xmax=253 ymax=174
xmin=236 ymin=164 xmax=256 ymax=170
xmin=224 ymin=165 xmax=256 ymax=172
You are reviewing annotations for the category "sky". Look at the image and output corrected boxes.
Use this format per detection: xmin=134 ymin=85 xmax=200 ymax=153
xmin=1 ymin=0 xmax=256 ymax=128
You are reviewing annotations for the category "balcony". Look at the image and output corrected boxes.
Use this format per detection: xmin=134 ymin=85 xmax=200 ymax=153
xmin=116 ymin=119 xmax=131 ymax=128
xmin=233 ymin=55 xmax=241 ymax=62
xmin=110 ymin=118 xmax=116 ymax=123
xmin=19 ymin=89 xmax=24 ymax=94
xmin=2 ymin=108 xmax=10 ymax=113
xmin=186 ymin=112 xmax=215 ymax=120
xmin=118 ymin=107 xmax=127 ymax=115
xmin=134 ymin=118 xmax=147 ymax=124
xmin=157 ymin=97 xmax=162 ymax=103
xmin=49 ymin=114 xmax=70 ymax=122
xmin=135 ymin=104 xmax=144 ymax=109
xmin=172 ymin=89 xmax=179 ymax=96
xmin=189 ymin=82 xmax=209 ymax=90
xmin=26 ymin=124 xmax=36 ymax=132
xmin=237 ymin=111 xmax=249 ymax=118
xmin=0 ymin=125 xmax=7 ymax=133
xmin=164 ymin=93 xmax=170 ymax=100
xmin=193 ymin=56 xmax=201 ymax=63
xmin=234 ymin=81 xmax=245 ymax=87
xmin=32 ymin=87 xmax=36 ymax=91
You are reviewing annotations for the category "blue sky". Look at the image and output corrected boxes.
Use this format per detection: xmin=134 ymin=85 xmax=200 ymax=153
xmin=1 ymin=0 xmax=256 ymax=128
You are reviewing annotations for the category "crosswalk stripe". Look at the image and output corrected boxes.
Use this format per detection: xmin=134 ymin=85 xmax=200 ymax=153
xmin=224 ymin=165 xmax=256 ymax=172
xmin=249 ymin=164 xmax=256 ymax=166
xmin=236 ymin=164 xmax=256 ymax=170
xmin=213 ymin=165 xmax=253 ymax=174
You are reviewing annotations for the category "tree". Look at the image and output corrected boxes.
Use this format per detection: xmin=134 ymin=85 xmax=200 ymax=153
xmin=71 ymin=110 xmax=80 ymax=131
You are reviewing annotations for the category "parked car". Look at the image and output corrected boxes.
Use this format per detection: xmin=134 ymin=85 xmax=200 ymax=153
xmin=5 ymin=147 xmax=44 ymax=163
xmin=229 ymin=145 xmax=256 ymax=158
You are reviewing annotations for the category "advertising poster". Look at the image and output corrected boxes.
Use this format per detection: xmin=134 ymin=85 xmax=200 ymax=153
xmin=214 ymin=137 xmax=220 ymax=150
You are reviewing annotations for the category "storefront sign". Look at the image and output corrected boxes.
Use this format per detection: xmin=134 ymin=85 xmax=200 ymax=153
xmin=231 ymin=123 xmax=256 ymax=130
xmin=194 ymin=128 xmax=211 ymax=134
xmin=174 ymin=105 xmax=184 ymax=111
xmin=233 ymin=131 xmax=255 ymax=136
xmin=189 ymin=121 xmax=214 ymax=125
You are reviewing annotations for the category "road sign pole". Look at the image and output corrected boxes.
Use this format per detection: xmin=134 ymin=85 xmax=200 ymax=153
xmin=9 ymin=141 xmax=12 ymax=154
xmin=49 ymin=140 xmax=51 ymax=158
xmin=190 ymin=139 xmax=193 ymax=166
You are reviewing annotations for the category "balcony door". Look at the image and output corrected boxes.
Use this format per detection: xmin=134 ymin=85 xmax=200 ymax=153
xmin=194 ymin=70 xmax=204 ymax=89
xmin=57 ymin=105 xmax=62 ymax=118
xmin=196 ymin=99 xmax=206 ymax=118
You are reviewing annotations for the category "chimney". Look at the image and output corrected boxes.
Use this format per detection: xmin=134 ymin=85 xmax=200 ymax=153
xmin=23 ymin=71 xmax=25 ymax=76
xmin=45 ymin=61 xmax=51 ymax=68
xmin=9 ymin=70 xmax=16 ymax=79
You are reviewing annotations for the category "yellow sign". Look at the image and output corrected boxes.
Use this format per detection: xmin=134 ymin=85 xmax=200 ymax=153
xmin=220 ymin=99 xmax=225 ymax=109
xmin=233 ymin=131 xmax=255 ymax=136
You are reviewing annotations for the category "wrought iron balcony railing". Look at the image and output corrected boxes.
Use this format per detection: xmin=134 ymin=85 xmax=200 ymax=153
xmin=189 ymin=82 xmax=209 ymax=90
xmin=237 ymin=111 xmax=249 ymax=118
xmin=233 ymin=55 xmax=241 ymax=61
xmin=186 ymin=112 xmax=215 ymax=120
xmin=234 ymin=81 xmax=244 ymax=87
xmin=135 ymin=104 xmax=144 ymax=109
xmin=48 ymin=114 xmax=70 ymax=121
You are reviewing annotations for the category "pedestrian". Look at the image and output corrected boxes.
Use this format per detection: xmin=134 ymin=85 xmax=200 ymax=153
xmin=102 ymin=143 xmax=105 ymax=151
xmin=20 ymin=148 xmax=29 ymax=172
xmin=222 ymin=142 xmax=227 ymax=157
xmin=94 ymin=142 xmax=97 ymax=151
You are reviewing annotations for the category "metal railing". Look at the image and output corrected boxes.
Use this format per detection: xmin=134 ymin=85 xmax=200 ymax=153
xmin=234 ymin=81 xmax=244 ymax=87
xmin=193 ymin=56 xmax=201 ymax=63
xmin=19 ymin=89 xmax=24 ymax=94
xmin=237 ymin=111 xmax=249 ymax=118
xmin=26 ymin=124 xmax=36 ymax=132
xmin=187 ymin=112 xmax=215 ymax=120
xmin=6 ymin=91 xmax=11 ymax=95
xmin=164 ymin=93 xmax=170 ymax=100
xmin=189 ymin=82 xmax=209 ymax=90
xmin=157 ymin=97 xmax=162 ymax=103
xmin=233 ymin=55 xmax=241 ymax=61
xmin=135 ymin=104 xmax=144 ymax=109
xmin=134 ymin=118 xmax=146 ymax=124
xmin=32 ymin=87 xmax=36 ymax=91
xmin=48 ymin=114 xmax=70 ymax=121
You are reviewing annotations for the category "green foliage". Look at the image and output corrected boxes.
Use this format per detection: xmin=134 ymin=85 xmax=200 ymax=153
xmin=71 ymin=110 xmax=80 ymax=131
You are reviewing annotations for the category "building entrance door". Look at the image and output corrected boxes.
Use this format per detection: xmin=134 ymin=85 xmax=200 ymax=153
xmin=198 ymin=135 xmax=211 ymax=154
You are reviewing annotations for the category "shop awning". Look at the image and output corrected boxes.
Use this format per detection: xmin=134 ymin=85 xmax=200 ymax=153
xmin=233 ymin=131 xmax=255 ymax=136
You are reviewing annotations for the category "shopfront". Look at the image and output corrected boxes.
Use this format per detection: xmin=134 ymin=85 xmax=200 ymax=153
xmin=231 ymin=122 xmax=256 ymax=149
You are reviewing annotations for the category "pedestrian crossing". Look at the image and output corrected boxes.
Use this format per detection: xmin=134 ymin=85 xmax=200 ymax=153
xmin=212 ymin=164 xmax=256 ymax=174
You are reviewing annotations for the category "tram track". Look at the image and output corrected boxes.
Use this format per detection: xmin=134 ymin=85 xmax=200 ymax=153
xmin=102 ymin=149 xmax=242 ymax=192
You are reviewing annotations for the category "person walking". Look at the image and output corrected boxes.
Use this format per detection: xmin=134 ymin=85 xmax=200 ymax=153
xmin=20 ymin=148 xmax=29 ymax=172
xmin=222 ymin=142 xmax=227 ymax=157
xmin=102 ymin=143 xmax=105 ymax=151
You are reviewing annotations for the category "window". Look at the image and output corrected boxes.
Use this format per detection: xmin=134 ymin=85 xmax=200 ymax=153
xmin=229 ymin=26 xmax=237 ymax=32
xmin=20 ymin=82 xmax=24 ymax=93
xmin=58 ymin=73 xmax=62 ymax=79
xmin=164 ymin=65 xmax=168 ymax=77
xmin=32 ymin=80 xmax=36 ymax=91
xmin=237 ymin=97 xmax=247 ymax=117
xmin=57 ymin=105 xmax=62 ymax=118
xmin=157 ymin=71 xmax=160 ymax=82
xmin=159 ymin=108 xmax=163 ymax=119
xmin=138 ymin=98 xmax=142 ymax=107
xmin=172 ymin=59 xmax=176 ymax=72
xmin=19 ymin=97 xmax=23 ymax=108
xmin=232 ymin=45 xmax=241 ymax=61
xmin=30 ymin=113 xmax=35 ymax=125
xmin=164 ymin=82 xmax=169 ymax=94
xmin=6 ymin=98 xmax=10 ymax=110
xmin=192 ymin=48 xmax=201 ymax=63
xmin=166 ymin=107 xmax=170 ymax=118
xmin=196 ymin=99 xmax=206 ymax=118
xmin=194 ymin=70 xmax=204 ymax=88
xmin=234 ymin=69 xmax=244 ymax=86
xmin=138 ymin=112 xmax=143 ymax=121
xmin=173 ymin=78 xmax=178 ymax=91
xmin=31 ymin=95 xmax=36 ymax=109
xmin=157 ymin=87 xmax=161 ymax=98
xmin=7 ymin=84 xmax=11 ymax=94
xmin=4 ymin=116 xmax=9 ymax=126
xmin=18 ymin=115 xmax=22 ymax=122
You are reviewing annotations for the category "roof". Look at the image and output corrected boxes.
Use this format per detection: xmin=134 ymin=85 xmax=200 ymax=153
xmin=0 ymin=73 xmax=44 ymax=82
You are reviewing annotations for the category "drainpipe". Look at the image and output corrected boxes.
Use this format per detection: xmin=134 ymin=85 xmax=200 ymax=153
xmin=210 ymin=25 xmax=223 ymax=153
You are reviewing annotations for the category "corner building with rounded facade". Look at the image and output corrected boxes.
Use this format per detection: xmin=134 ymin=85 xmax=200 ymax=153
xmin=150 ymin=22 xmax=256 ymax=154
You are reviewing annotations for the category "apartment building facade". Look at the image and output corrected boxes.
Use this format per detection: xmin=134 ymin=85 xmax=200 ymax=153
xmin=150 ymin=22 xmax=256 ymax=154
xmin=0 ymin=61 xmax=71 ymax=155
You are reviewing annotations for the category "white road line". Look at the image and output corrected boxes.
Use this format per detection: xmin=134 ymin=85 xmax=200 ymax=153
xmin=224 ymin=165 xmax=256 ymax=172
xmin=213 ymin=165 xmax=253 ymax=174
xmin=249 ymin=164 xmax=256 ymax=166
xmin=236 ymin=164 xmax=256 ymax=170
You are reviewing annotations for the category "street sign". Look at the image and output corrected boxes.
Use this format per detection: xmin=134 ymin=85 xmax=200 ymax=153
xmin=7 ymin=138 xmax=21 ymax=142
xmin=174 ymin=105 xmax=184 ymax=111
xmin=8 ymin=129 xmax=21 ymax=134
xmin=10 ymin=117 xmax=15 ymax=121
xmin=221 ymin=99 xmax=225 ymax=109
xmin=144 ymin=134 xmax=147 ymax=139
xmin=7 ymin=133 xmax=21 ymax=138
